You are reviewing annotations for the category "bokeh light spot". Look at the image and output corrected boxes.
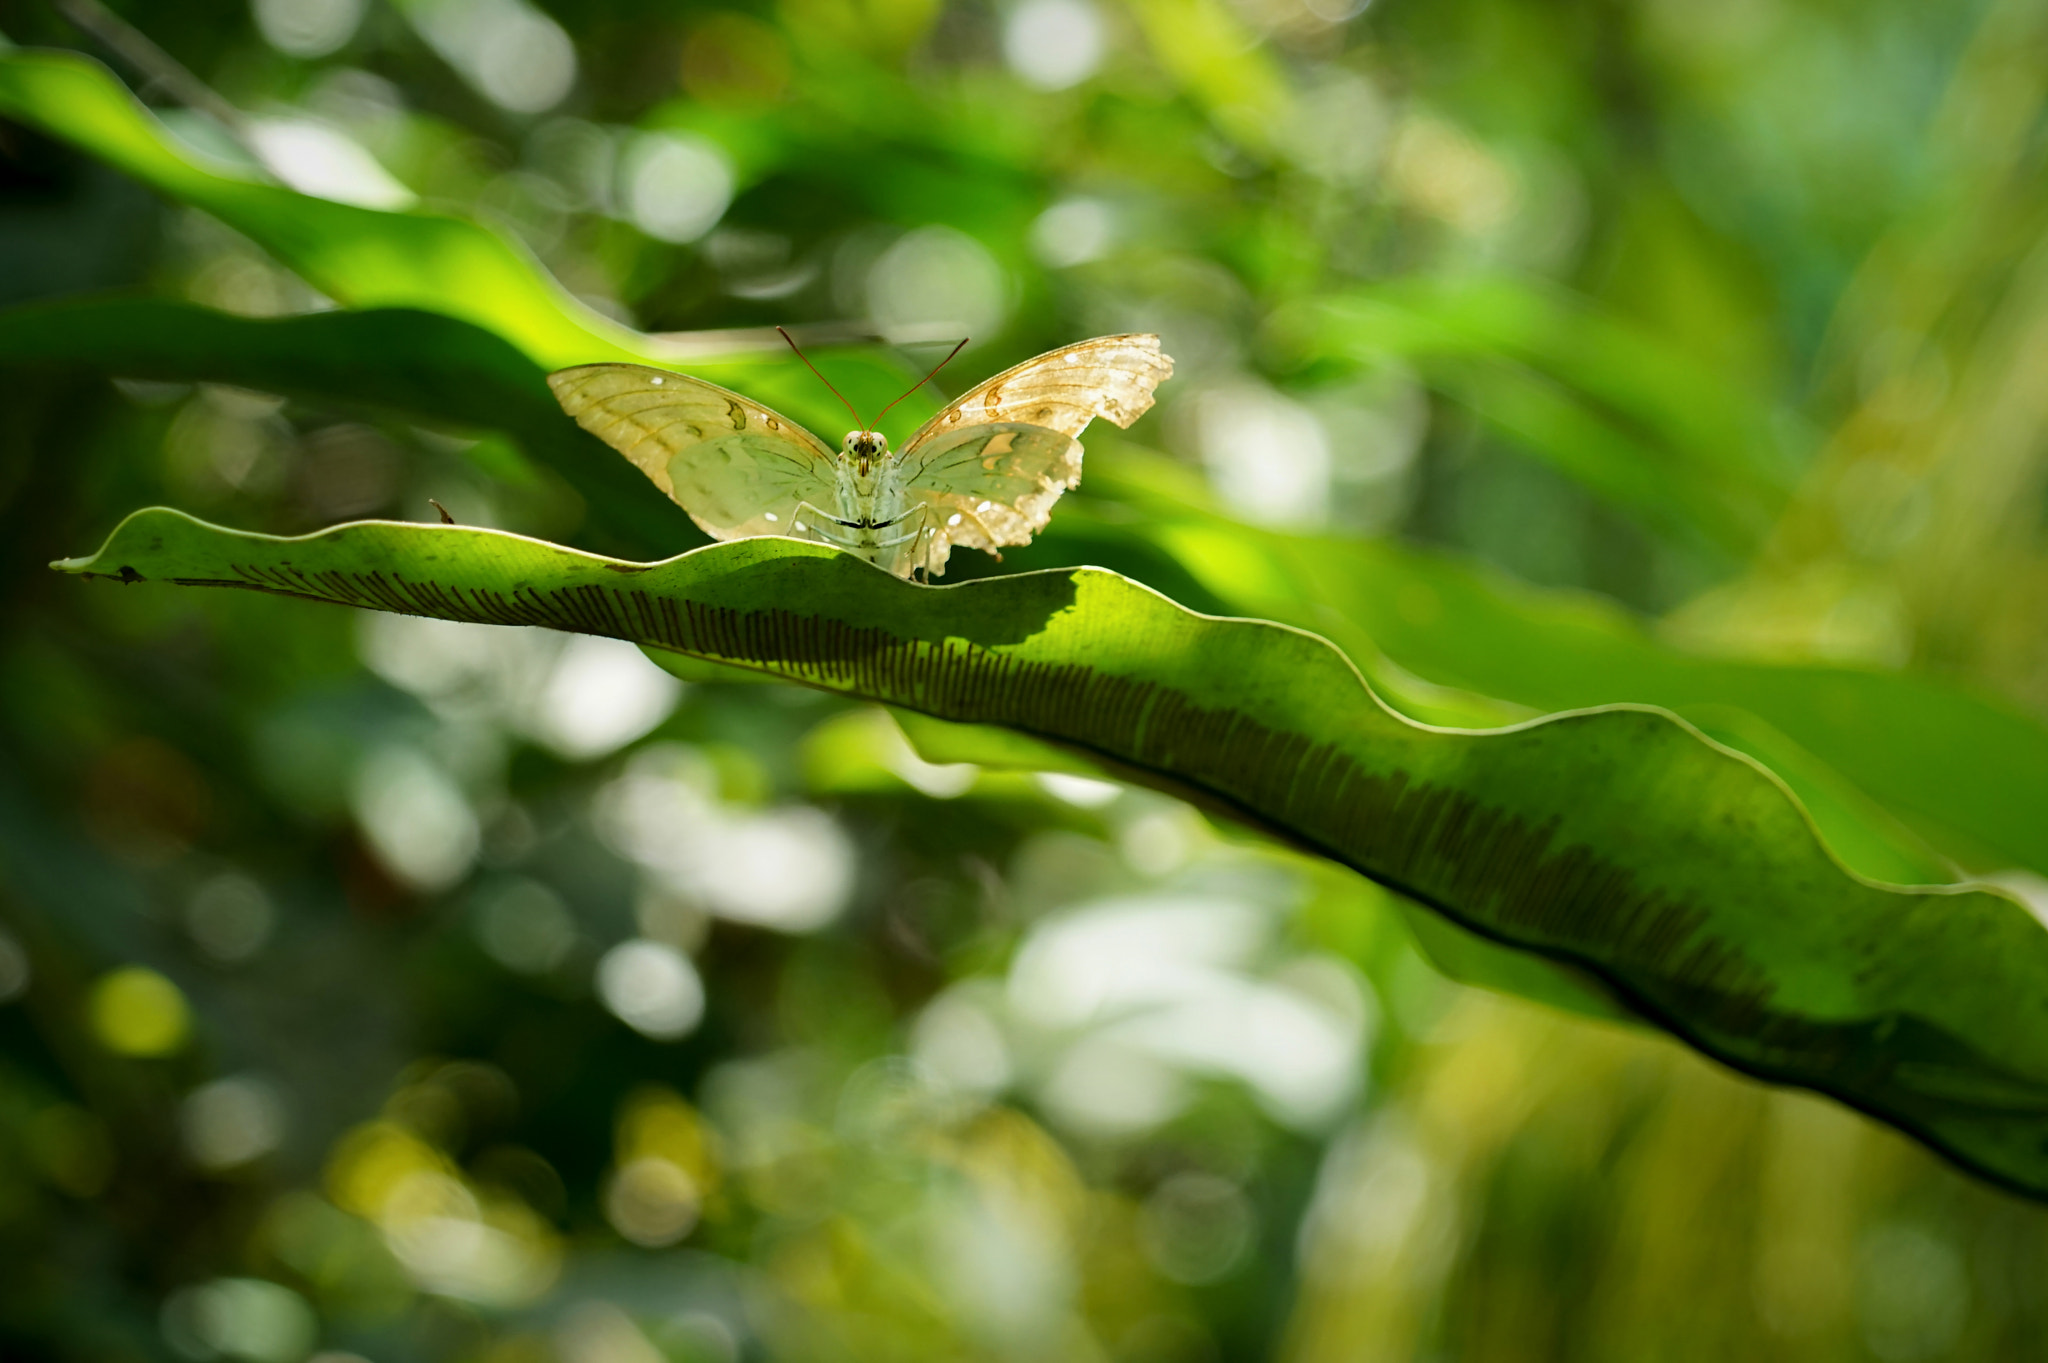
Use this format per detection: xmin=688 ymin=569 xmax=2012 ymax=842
xmin=252 ymin=0 xmax=367 ymax=58
xmin=693 ymin=807 xmax=855 ymax=932
xmin=185 ymin=873 xmax=276 ymax=965
xmin=624 ymin=133 xmax=736 ymax=244
xmin=1035 ymin=772 xmax=1121 ymax=808
xmin=248 ymin=120 xmax=415 ymax=210
xmin=1189 ymin=381 xmax=1332 ymax=527
xmin=912 ymin=990 xmax=1013 ymax=1097
xmin=1029 ymin=197 xmax=1114 ymax=268
xmin=867 ymin=226 xmax=1009 ymax=343
xmin=604 ymin=1156 xmax=702 ymax=1246
xmin=90 ymin=967 xmax=192 ymax=1057
xmin=596 ymin=940 xmax=705 ymax=1040
xmin=352 ymin=747 xmax=479 ymax=893
xmin=530 ymin=635 xmax=682 ymax=760
xmin=0 ymin=926 xmax=29 ymax=1003
xmin=160 ymin=1277 xmax=318 ymax=1363
xmin=1039 ymin=1035 xmax=1188 ymax=1134
xmin=473 ymin=877 xmax=578 ymax=974
xmin=1137 ymin=1172 xmax=1256 ymax=1284
xmin=1003 ymin=0 xmax=1107 ymax=91
xmin=407 ymin=0 xmax=578 ymax=114
xmin=182 ymin=1075 xmax=289 ymax=1172
xmin=558 ymin=1301 xmax=668 ymax=1363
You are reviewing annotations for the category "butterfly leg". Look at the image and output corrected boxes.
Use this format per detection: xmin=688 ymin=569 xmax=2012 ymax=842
xmin=790 ymin=500 xmax=861 ymax=546
xmin=862 ymin=506 xmax=939 ymax=581
xmin=911 ymin=506 xmax=942 ymax=580
xmin=791 ymin=499 xmax=920 ymax=575
xmin=900 ymin=506 xmax=940 ymax=582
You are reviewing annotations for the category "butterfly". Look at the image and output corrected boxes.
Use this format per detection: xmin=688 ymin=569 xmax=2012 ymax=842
xmin=547 ymin=332 xmax=1173 ymax=580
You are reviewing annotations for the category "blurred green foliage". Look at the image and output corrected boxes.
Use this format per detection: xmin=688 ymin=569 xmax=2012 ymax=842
xmin=3 ymin=0 xmax=2048 ymax=1359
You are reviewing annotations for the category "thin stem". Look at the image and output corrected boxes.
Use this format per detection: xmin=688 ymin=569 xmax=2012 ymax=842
xmin=53 ymin=0 xmax=252 ymax=143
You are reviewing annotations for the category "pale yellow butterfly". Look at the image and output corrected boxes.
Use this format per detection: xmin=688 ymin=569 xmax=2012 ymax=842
xmin=547 ymin=333 xmax=1174 ymax=580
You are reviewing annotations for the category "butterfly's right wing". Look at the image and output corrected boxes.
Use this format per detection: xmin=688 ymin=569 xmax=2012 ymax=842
xmin=892 ymin=334 xmax=1174 ymax=576
xmin=548 ymin=363 xmax=838 ymax=540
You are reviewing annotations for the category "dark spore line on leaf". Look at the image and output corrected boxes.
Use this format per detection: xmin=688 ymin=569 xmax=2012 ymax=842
xmin=130 ymin=544 xmax=1874 ymax=1042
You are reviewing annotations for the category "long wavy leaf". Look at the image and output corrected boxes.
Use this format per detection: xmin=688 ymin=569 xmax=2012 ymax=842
xmin=51 ymin=510 xmax=2048 ymax=1200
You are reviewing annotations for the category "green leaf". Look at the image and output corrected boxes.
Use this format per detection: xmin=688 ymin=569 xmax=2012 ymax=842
xmin=0 ymin=295 xmax=940 ymax=559
xmin=0 ymin=50 xmax=635 ymax=370
xmin=0 ymin=50 xmax=962 ymax=433
xmin=1392 ymin=899 xmax=1634 ymax=1025
xmin=0 ymin=49 xmax=941 ymax=424
xmin=1149 ymin=516 xmax=2048 ymax=883
xmin=53 ymin=509 xmax=2048 ymax=1200
xmin=889 ymin=708 xmax=1112 ymax=779
xmin=0 ymin=296 xmax=692 ymax=555
xmin=1304 ymin=280 xmax=1802 ymax=557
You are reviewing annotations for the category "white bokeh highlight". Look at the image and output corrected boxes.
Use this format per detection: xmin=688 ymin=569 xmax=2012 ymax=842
xmin=357 ymin=615 xmax=682 ymax=761
xmin=623 ymin=132 xmax=736 ymax=244
xmin=1030 ymin=197 xmax=1115 ymax=268
xmin=597 ymin=939 xmax=706 ymax=1040
xmin=252 ymin=0 xmax=368 ymax=58
xmin=1003 ymin=0 xmax=1107 ymax=91
xmin=161 ymin=1278 xmax=318 ymax=1363
xmin=248 ymin=120 xmax=415 ymax=209
xmin=353 ymin=746 xmax=480 ymax=893
xmin=912 ymin=988 xmax=1014 ymax=1096
xmin=1035 ymin=772 xmax=1121 ymax=809
xmin=597 ymin=745 xmax=856 ymax=934
xmin=181 ymin=1075 xmax=288 ymax=1171
xmin=405 ymin=0 xmax=577 ymax=114
xmin=1190 ymin=380 xmax=1333 ymax=527
xmin=1006 ymin=893 xmax=1372 ymax=1133
xmin=529 ymin=635 xmax=683 ymax=760
xmin=867 ymin=226 xmax=1009 ymax=343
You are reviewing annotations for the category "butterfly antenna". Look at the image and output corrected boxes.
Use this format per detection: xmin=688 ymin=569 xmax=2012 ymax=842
xmin=873 ymin=336 xmax=970 ymax=428
xmin=777 ymin=326 xmax=865 ymax=428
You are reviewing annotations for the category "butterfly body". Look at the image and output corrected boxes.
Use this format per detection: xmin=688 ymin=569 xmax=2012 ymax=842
xmin=548 ymin=334 xmax=1173 ymax=580
xmin=808 ymin=430 xmax=925 ymax=578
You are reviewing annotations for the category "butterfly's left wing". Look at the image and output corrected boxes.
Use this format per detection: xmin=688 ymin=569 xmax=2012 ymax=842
xmin=895 ymin=334 xmax=1173 ymax=575
xmin=548 ymin=362 xmax=837 ymax=542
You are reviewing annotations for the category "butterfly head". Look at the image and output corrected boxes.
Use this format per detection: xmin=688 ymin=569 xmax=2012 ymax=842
xmin=841 ymin=429 xmax=890 ymax=475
